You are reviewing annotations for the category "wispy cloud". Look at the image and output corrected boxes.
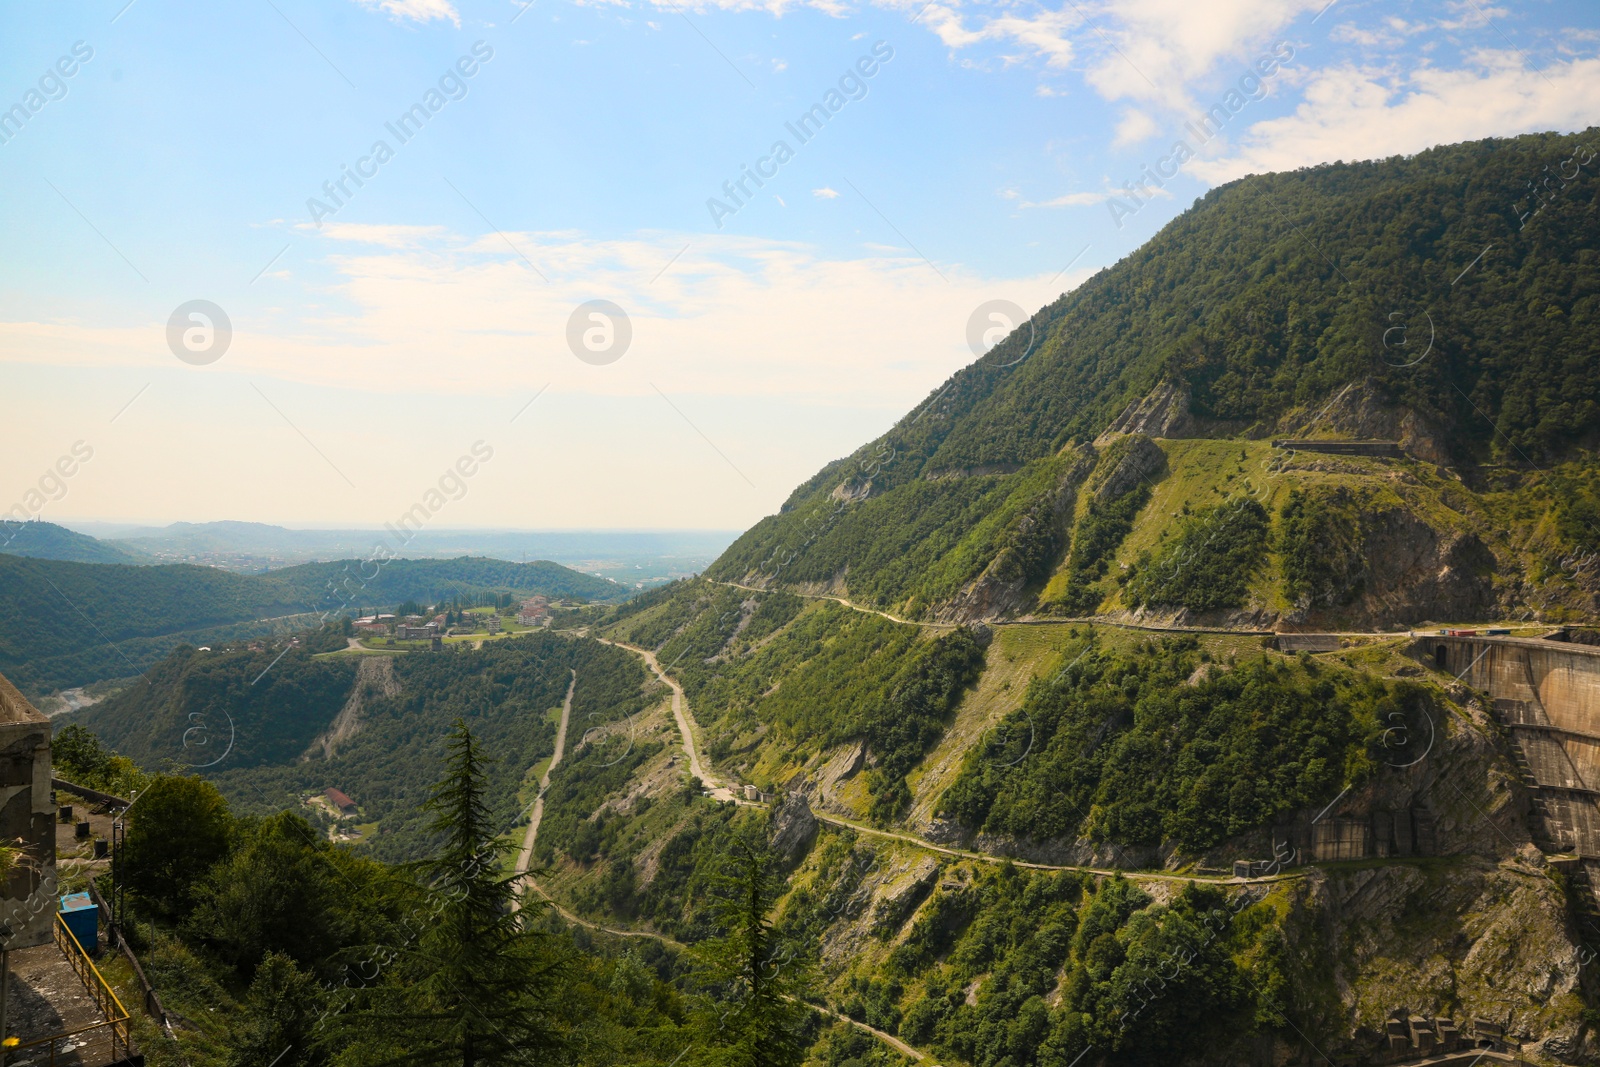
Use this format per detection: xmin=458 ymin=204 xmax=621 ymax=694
xmin=1016 ymin=190 xmax=1114 ymax=208
xmin=299 ymin=222 xmax=451 ymax=248
xmin=0 ymin=229 xmax=1083 ymax=404
xmin=1191 ymin=53 xmax=1600 ymax=183
xmin=352 ymin=0 xmax=460 ymax=27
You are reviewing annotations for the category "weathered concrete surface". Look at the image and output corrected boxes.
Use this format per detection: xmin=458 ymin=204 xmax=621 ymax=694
xmin=1422 ymin=635 xmax=1600 ymax=856
xmin=0 ymin=672 xmax=56 ymax=951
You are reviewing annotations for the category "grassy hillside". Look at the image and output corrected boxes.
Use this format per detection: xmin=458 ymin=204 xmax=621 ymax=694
xmin=0 ymin=553 xmax=628 ymax=696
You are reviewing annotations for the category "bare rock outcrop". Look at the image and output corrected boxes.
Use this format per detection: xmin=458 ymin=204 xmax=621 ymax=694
xmin=1095 ymin=380 xmax=1194 ymax=444
xmin=1091 ymin=433 xmax=1165 ymax=503
xmin=1276 ymin=377 xmax=1449 ymax=464
xmin=304 ymin=655 xmax=396 ymax=762
xmin=768 ymin=791 xmax=818 ymax=866
xmin=1277 ymin=487 xmax=1497 ymax=629
xmin=936 ymin=448 xmax=1097 ymax=623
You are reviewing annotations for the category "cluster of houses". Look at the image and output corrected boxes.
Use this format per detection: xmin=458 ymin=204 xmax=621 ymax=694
xmin=517 ymin=596 xmax=553 ymax=627
xmin=306 ymin=787 xmax=366 ymax=840
xmin=350 ymin=598 xmax=555 ymax=642
xmin=354 ymin=612 xmax=448 ymax=639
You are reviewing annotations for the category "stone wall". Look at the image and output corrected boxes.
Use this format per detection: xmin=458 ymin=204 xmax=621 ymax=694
xmin=0 ymin=671 xmax=55 ymax=949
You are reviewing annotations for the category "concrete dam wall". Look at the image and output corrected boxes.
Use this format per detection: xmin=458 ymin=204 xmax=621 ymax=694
xmin=1420 ymin=634 xmax=1600 ymax=856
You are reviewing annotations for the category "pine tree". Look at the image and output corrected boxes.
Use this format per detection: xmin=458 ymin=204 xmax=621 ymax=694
xmin=694 ymin=841 xmax=811 ymax=1067
xmin=334 ymin=719 xmax=566 ymax=1066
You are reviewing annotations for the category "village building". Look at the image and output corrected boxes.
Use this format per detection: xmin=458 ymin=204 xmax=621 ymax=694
xmin=323 ymin=788 xmax=358 ymax=816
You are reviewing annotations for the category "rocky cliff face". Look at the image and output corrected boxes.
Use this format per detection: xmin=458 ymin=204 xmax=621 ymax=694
xmin=1302 ymin=855 xmax=1590 ymax=1063
xmin=1096 ymin=381 xmax=1195 ymax=444
xmin=936 ymin=449 xmax=1097 ymax=624
xmin=1275 ymin=377 xmax=1451 ymax=465
xmin=1277 ymin=484 xmax=1498 ymax=629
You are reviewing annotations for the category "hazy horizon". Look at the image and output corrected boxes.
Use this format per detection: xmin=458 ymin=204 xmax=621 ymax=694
xmin=6 ymin=0 xmax=1594 ymax=532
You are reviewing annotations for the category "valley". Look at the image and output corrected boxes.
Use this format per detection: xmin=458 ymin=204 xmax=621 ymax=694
xmin=12 ymin=128 xmax=1600 ymax=1066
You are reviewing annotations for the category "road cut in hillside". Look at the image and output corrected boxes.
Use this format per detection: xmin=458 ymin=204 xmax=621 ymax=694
xmin=598 ymin=638 xmax=739 ymax=803
xmin=513 ymin=668 xmax=577 ymax=911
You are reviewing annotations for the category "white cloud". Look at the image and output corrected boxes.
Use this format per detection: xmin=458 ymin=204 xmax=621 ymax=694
xmin=0 ymin=231 xmax=1076 ymax=406
xmin=1018 ymin=190 xmax=1112 ymax=208
xmin=1083 ymin=0 xmax=1322 ymax=108
xmin=921 ymin=4 xmax=1080 ymax=70
xmin=1113 ymin=107 xmax=1160 ymax=146
xmin=300 ymin=222 xmax=451 ymax=248
xmin=1191 ymin=53 xmax=1600 ymax=183
xmin=812 ymin=187 xmax=841 ymax=198
xmin=352 ymin=0 xmax=461 ymax=26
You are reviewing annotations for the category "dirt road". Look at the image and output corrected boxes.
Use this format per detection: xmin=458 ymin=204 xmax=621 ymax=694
xmin=811 ymin=810 xmax=1303 ymax=887
xmin=598 ymin=639 xmax=738 ymax=802
xmin=513 ymin=669 xmax=577 ymax=909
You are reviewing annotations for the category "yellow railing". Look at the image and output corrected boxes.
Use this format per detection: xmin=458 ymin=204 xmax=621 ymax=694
xmin=5 ymin=915 xmax=132 ymax=1065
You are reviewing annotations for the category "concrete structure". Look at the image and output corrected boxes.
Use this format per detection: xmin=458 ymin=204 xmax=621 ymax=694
xmin=0 ymin=672 xmax=55 ymax=951
xmin=1419 ymin=634 xmax=1600 ymax=856
xmin=1272 ymin=806 xmax=1436 ymax=864
xmin=1419 ymin=632 xmax=1600 ymax=962
xmin=1271 ymin=439 xmax=1405 ymax=458
xmin=1273 ymin=633 xmax=1342 ymax=653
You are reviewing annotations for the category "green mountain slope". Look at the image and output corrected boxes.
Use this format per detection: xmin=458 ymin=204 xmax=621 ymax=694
xmin=0 ymin=520 xmax=146 ymax=564
xmin=72 ymin=630 xmax=654 ymax=862
xmin=710 ymin=129 xmax=1600 ymax=627
xmin=40 ymin=132 xmax=1600 ymax=1066
xmin=527 ymin=132 xmax=1600 ymax=1065
xmin=1 ymin=553 xmax=627 ymax=696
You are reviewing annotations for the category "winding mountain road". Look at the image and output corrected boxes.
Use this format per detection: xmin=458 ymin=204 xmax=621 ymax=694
xmin=593 ymin=632 xmax=1297 ymax=887
xmin=712 ymin=580 xmax=941 ymax=629
xmin=709 ymin=578 xmax=1475 ymax=640
xmin=810 ymin=811 xmax=1300 ymax=887
xmin=598 ymin=638 xmax=739 ymax=802
xmin=512 ymin=669 xmax=576 ymax=910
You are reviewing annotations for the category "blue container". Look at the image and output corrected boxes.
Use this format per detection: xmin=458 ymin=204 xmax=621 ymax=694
xmin=59 ymin=892 xmax=97 ymax=952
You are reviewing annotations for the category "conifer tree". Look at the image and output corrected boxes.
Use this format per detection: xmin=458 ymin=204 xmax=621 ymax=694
xmin=694 ymin=841 xmax=810 ymax=1067
xmin=335 ymin=719 xmax=566 ymax=1066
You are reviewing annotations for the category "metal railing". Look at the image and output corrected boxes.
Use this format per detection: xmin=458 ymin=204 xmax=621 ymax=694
xmin=6 ymin=914 xmax=133 ymax=1065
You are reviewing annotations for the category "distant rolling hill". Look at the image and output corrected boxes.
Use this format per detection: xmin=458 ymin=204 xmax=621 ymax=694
xmin=0 ymin=520 xmax=146 ymax=565
xmin=1 ymin=554 xmax=627 ymax=697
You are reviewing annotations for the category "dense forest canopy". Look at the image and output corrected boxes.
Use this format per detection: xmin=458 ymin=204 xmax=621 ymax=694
xmin=0 ymin=553 xmax=626 ymax=696
xmin=710 ymin=129 xmax=1600 ymax=614
xmin=70 ymin=630 xmax=655 ymax=863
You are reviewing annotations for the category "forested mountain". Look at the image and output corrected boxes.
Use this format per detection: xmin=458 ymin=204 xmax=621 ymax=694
xmin=532 ymin=131 xmax=1600 ymax=1066
xmin=70 ymin=630 xmax=653 ymax=862
xmin=0 ymin=520 xmax=146 ymax=564
xmin=711 ymin=129 xmax=1600 ymax=628
xmin=1 ymin=553 xmax=626 ymax=696
xmin=43 ymin=132 xmax=1600 ymax=1067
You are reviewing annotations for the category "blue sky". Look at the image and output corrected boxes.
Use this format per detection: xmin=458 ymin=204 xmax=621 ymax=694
xmin=2 ymin=0 xmax=1596 ymax=531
